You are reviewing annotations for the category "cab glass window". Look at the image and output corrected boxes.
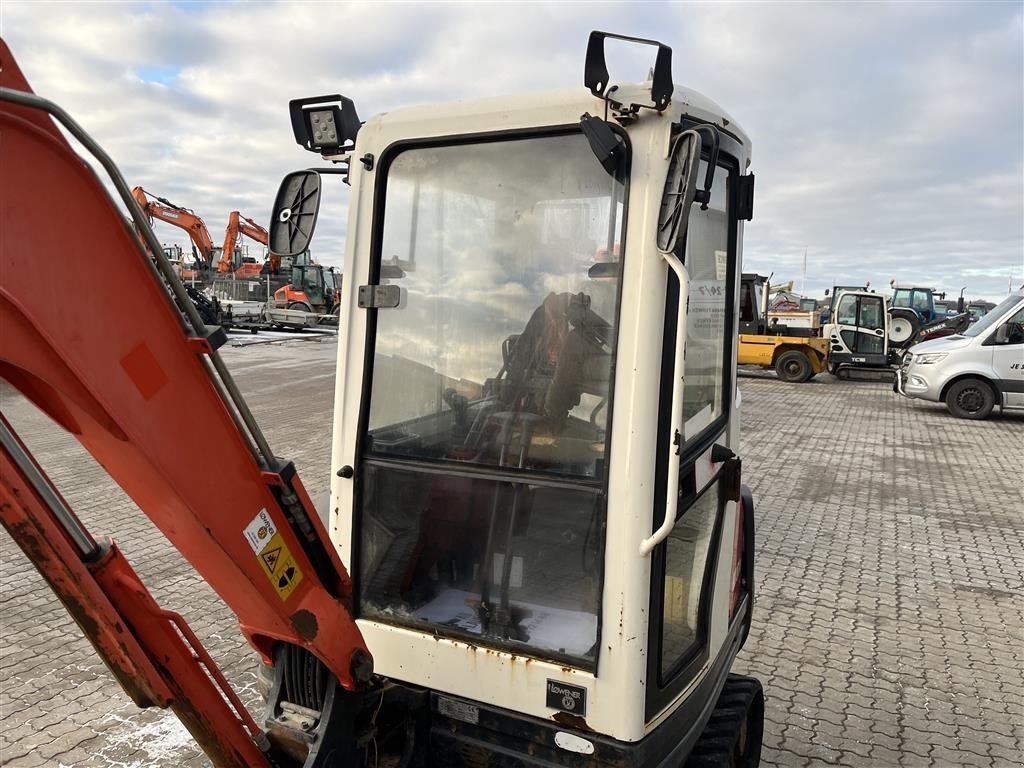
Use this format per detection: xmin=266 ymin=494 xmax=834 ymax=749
xmin=678 ymin=161 xmax=728 ymax=440
xmin=893 ymin=289 xmax=912 ymax=308
xmin=660 ymin=485 xmax=719 ymax=678
xmin=366 ymin=134 xmax=625 ymax=478
xmin=860 ymin=295 xmax=884 ymax=330
xmin=357 ymin=132 xmax=625 ymax=667
xmin=836 ymin=295 xmax=858 ymax=326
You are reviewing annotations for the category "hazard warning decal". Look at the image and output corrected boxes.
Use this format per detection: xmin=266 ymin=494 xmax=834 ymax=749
xmin=244 ymin=508 xmax=303 ymax=601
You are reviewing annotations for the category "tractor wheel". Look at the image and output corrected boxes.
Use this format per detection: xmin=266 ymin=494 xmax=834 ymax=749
xmin=887 ymin=309 xmax=920 ymax=348
xmin=775 ymin=350 xmax=812 ymax=382
xmin=945 ymin=378 xmax=995 ymax=420
xmin=288 ymin=301 xmax=313 ymax=313
xmin=685 ymin=674 xmax=764 ymax=768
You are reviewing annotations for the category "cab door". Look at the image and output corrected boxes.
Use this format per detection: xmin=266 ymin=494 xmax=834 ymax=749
xmin=646 ymin=151 xmax=743 ymax=721
xmin=990 ymin=305 xmax=1024 ymax=406
xmin=834 ymin=292 xmax=887 ymax=364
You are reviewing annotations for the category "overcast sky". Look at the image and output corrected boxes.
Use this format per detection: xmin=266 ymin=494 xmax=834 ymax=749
xmin=3 ymin=1 xmax=1021 ymax=300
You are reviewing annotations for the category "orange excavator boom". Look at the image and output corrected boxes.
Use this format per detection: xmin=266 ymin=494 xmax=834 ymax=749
xmin=0 ymin=41 xmax=368 ymax=768
xmin=132 ymin=185 xmax=217 ymax=268
xmin=218 ymin=210 xmax=269 ymax=274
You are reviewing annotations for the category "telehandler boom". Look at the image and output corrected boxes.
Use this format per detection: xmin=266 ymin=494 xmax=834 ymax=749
xmin=1 ymin=31 xmax=763 ymax=767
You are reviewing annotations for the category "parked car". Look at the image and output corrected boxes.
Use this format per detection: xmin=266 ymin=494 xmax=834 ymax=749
xmin=895 ymin=290 xmax=1024 ymax=419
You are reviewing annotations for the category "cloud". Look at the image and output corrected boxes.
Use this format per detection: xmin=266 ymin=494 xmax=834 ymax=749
xmin=2 ymin=1 xmax=1020 ymax=298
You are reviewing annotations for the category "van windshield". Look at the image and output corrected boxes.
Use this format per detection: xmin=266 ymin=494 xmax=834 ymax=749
xmin=964 ymin=294 xmax=1023 ymax=338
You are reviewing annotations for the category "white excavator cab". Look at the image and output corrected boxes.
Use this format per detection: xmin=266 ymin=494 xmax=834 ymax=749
xmin=270 ymin=31 xmax=761 ymax=767
xmin=825 ymin=289 xmax=893 ymax=369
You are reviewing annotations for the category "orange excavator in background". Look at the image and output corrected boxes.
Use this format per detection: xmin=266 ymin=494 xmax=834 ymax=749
xmin=132 ymin=185 xmax=217 ymax=280
xmin=218 ymin=211 xmax=269 ymax=279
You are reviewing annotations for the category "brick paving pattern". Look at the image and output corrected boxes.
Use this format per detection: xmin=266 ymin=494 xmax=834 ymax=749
xmin=1 ymin=342 xmax=1021 ymax=766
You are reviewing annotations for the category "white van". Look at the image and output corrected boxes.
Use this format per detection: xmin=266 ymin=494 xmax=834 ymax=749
xmin=895 ymin=289 xmax=1024 ymax=419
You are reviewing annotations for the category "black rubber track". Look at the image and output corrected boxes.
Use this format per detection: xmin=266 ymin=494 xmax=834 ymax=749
xmin=684 ymin=674 xmax=764 ymax=768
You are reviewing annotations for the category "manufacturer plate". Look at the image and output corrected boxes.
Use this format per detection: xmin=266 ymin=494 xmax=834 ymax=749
xmin=437 ymin=696 xmax=479 ymax=725
xmin=546 ymin=680 xmax=587 ymax=717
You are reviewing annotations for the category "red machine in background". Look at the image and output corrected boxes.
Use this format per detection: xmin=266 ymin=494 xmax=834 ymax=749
xmin=272 ymin=261 xmax=341 ymax=315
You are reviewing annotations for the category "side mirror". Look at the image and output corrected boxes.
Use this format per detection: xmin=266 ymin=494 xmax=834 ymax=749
xmin=270 ymin=171 xmax=321 ymax=257
xmin=957 ymin=297 xmax=965 ymax=313
xmin=656 ymin=129 xmax=701 ymax=254
xmin=995 ymin=324 xmax=1010 ymax=344
xmin=580 ymin=113 xmax=624 ymax=176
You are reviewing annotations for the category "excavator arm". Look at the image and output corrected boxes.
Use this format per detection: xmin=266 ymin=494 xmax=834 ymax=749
xmin=218 ymin=210 xmax=269 ymax=274
xmin=132 ymin=185 xmax=218 ymax=269
xmin=0 ymin=42 xmax=368 ymax=767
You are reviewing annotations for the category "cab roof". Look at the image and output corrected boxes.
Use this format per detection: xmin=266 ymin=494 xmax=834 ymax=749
xmin=361 ymin=81 xmax=751 ymax=162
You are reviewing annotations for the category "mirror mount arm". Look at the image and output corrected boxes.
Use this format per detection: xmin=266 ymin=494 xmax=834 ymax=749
xmin=687 ymin=124 xmax=721 ymax=210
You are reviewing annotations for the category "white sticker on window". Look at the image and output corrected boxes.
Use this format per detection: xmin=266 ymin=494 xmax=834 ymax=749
xmin=715 ymin=250 xmax=728 ymax=281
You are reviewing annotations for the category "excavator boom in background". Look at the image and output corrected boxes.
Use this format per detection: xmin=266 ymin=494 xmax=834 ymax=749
xmin=219 ymin=210 xmax=270 ymax=278
xmin=132 ymin=185 xmax=217 ymax=277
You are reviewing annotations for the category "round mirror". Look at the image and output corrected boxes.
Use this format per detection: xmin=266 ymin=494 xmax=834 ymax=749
xmin=656 ymin=130 xmax=701 ymax=255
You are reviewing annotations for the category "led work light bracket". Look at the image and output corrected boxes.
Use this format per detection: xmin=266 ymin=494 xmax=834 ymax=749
xmin=289 ymin=94 xmax=362 ymax=159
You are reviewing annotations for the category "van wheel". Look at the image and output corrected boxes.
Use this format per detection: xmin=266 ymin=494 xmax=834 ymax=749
xmin=945 ymin=378 xmax=995 ymax=420
xmin=685 ymin=674 xmax=764 ymax=768
xmin=775 ymin=350 xmax=811 ymax=382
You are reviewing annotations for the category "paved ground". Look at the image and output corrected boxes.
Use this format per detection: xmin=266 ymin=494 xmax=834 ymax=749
xmin=1 ymin=341 xmax=1022 ymax=767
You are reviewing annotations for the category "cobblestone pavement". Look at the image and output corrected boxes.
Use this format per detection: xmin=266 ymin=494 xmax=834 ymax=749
xmin=1 ymin=343 xmax=1022 ymax=767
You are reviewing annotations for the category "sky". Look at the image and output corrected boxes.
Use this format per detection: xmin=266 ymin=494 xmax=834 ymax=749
xmin=2 ymin=1 xmax=1022 ymax=301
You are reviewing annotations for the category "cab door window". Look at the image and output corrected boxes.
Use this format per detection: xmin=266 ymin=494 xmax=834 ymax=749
xmin=650 ymin=154 xmax=734 ymax=710
xmin=678 ymin=160 xmax=729 ymax=440
xmin=857 ymin=295 xmax=885 ymax=354
xmin=660 ymin=483 xmax=720 ymax=676
xmin=836 ymin=295 xmax=857 ymax=326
